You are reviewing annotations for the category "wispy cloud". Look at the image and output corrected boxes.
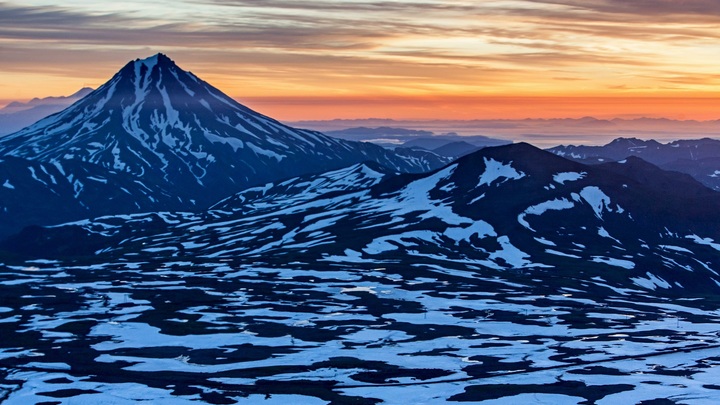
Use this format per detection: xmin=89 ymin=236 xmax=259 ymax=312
xmin=0 ymin=0 xmax=718 ymax=119
xmin=523 ymin=0 xmax=720 ymax=21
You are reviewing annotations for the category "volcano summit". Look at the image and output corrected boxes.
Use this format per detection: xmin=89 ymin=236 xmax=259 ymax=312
xmin=0 ymin=54 xmax=445 ymax=237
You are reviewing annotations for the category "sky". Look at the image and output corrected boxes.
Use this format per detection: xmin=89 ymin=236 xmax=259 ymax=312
xmin=0 ymin=0 xmax=719 ymax=121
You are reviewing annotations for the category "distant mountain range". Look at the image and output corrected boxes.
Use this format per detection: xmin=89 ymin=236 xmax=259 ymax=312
xmin=0 ymin=54 xmax=448 ymax=237
xmin=325 ymin=126 xmax=506 ymax=146
xmin=322 ymin=127 xmax=510 ymax=158
xmin=0 ymin=87 xmax=93 ymax=136
xmin=550 ymin=137 xmax=720 ymax=191
xmin=295 ymin=117 xmax=720 ymax=148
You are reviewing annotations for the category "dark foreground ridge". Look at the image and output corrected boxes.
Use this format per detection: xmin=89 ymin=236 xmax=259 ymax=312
xmin=6 ymin=142 xmax=720 ymax=296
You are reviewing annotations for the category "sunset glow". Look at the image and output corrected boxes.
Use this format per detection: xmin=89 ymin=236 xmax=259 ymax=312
xmin=1 ymin=0 xmax=719 ymax=120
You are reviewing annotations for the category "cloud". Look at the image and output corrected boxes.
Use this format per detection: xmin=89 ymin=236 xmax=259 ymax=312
xmin=1 ymin=1 xmax=715 ymax=62
xmin=0 ymin=0 xmax=718 ymax=114
xmin=523 ymin=0 xmax=720 ymax=21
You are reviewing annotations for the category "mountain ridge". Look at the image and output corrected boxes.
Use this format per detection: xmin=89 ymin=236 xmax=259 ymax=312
xmin=549 ymin=137 xmax=720 ymax=191
xmin=0 ymin=87 xmax=94 ymax=136
xmin=7 ymin=142 xmax=720 ymax=296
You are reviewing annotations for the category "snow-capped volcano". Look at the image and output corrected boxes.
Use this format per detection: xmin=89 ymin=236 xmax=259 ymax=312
xmin=0 ymin=54 xmax=447 ymax=236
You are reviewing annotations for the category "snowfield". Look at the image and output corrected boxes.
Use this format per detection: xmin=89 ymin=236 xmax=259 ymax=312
xmin=2 ymin=258 xmax=720 ymax=404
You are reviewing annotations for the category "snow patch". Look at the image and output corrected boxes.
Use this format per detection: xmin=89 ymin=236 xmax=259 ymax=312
xmin=469 ymin=193 xmax=485 ymax=204
xmin=204 ymin=132 xmax=244 ymax=151
xmin=444 ymin=221 xmax=495 ymax=243
xmin=489 ymin=236 xmax=533 ymax=268
xmin=375 ymin=164 xmax=476 ymax=227
xmin=322 ymin=249 xmax=369 ymax=263
xmin=579 ymin=186 xmax=611 ymax=219
xmin=553 ymin=171 xmax=585 ymax=184
xmin=598 ymin=227 xmax=621 ymax=244
xmin=686 ymin=234 xmax=720 ymax=251
xmin=341 ymin=286 xmax=377 ymax=295
xmin=660 ymin=245 xmax=693 ymax=254
xmin=546 ymin=249 xmax=581 ymax=259
xmin=632 ymin=272 xmax=671 ymax=290
xmin=592 ymin=256 xmax=634 ymax=269
xmin=478 ymin=158 xmax=525 ymax=187
xmin=247 ymin=142 xmax=285 ymax=161
xmin=534 ymin=237 xmax=556 ymax=246
xmin=364 ymin=231 xmax=440 ymax=255
xmin=518 ymin=198 xmax=574 ymax=231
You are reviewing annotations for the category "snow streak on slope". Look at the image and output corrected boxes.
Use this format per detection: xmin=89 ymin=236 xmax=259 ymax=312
xmin=211 ymin=162 xmax=391 ymax=214
xmin=478 ymin=158 xmax=525 ymax=186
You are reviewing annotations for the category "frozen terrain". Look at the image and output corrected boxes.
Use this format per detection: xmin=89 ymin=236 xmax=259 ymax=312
xmin=3 ymin=143 xmax=720 ymax=404
xmin=2 ymin=258 xmax=720 ymax=404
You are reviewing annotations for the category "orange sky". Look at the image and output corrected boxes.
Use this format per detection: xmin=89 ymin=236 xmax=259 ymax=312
xmin=241 ymin=96 xmax=720 ymax=121
xmin=1 ymin=1 xmax=719 ymax=121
